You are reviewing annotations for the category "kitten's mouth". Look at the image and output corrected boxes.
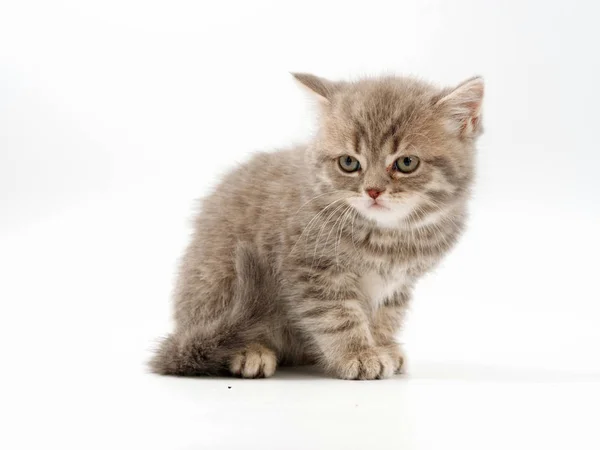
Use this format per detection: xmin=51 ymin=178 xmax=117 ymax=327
xmin=368 ymin=201 xmax=389 ymax=210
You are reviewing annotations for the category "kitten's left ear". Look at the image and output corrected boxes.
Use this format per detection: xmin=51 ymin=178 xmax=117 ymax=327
xmin=291 ymin=72 xmax=338 ymax=104
xmin=436 ymin=77 xmax=484 ymax=137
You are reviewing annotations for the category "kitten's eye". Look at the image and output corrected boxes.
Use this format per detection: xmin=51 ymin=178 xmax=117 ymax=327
xmin=338 ymin=155 xmax=361 ymax=173
xmin=394 ymin=155 xmax=420 ymax=174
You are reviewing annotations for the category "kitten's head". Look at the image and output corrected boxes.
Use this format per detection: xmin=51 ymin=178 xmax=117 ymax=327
xmin=294 ymin=73 xmax=484 ymax=229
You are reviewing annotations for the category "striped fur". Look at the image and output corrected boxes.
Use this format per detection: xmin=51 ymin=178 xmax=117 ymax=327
xmin=150 ymin=73 xmax=484 ymax=379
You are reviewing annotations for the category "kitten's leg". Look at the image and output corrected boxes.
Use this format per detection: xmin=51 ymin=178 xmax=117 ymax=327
xmin=288 ymin=266 xmax=395 ymax=380
xmin=226 ymin=243 xmax=280 ymax=378
xmin=370 ymin=290 xmax=411 ymax=374
xmin=152 ymin=241 xmax=280 ymax=378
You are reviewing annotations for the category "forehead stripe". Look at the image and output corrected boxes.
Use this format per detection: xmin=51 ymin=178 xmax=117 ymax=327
xmin=379 ymin=122 xmax=400 ymax=151
xmin=352 ymin=120 xmax=370 ymax=153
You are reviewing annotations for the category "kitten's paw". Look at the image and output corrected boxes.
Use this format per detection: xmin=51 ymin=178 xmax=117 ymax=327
xmin=385 ymin=344 xmax=406 ymax=374
xmin=230 ymin=344 xmax=277 ymax=378
xmin=334 ymin=347 xmax=395 ymax=380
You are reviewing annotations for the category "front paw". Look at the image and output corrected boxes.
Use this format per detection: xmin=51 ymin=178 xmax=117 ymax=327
xmin=229 ymin=344 xmax=277 ymax=378
xmin=384 ymin=344 xmax=406 ymax=374
xmin=333 ymin=347 xmax=395 ymax=380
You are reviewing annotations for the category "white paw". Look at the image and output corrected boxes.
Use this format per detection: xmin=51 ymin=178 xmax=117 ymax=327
xmin=386 ymin=344 xmax=406 ymax=374
xmin=334 ymin=347 xmax=395 ymax=380
xmin=230 ymin=344 xmax=277 ymax=378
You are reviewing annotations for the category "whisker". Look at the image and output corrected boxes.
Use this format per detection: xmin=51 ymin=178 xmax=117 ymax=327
xmin=287 ymin=197 xmax=349 ymax=258
xmin=290 ymin=190 xmax=340 ymax=218
xmin=311 ymin=202 xmax=349 ymax=270
xmin=317 ymin=204 xmax=351 ymax=269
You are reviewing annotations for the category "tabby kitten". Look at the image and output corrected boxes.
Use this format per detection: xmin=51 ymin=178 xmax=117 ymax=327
xmin=150 ymin=73 xmax=484 ymax=380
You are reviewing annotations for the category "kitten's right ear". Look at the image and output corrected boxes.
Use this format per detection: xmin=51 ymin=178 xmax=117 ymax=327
xmin=291 ymin=72 xmax=337 ymax=104
xmin=436 ymin=77 xmax=484 ymax=137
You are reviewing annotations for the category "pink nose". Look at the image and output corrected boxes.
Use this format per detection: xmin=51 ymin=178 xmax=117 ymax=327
xmin=366 ymin=188 xmax=383 ymax=199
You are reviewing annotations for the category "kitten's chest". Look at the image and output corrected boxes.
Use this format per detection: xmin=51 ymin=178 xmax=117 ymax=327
xmin=358 ymin=268 xmax=409 ymax=309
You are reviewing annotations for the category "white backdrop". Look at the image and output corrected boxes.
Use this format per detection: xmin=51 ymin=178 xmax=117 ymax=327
xmin=1 ymin=1 xmax=599 ymax=449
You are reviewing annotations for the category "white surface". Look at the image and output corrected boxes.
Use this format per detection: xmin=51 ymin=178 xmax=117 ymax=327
xmin=1 ymin=1 xmax=599 ymax=449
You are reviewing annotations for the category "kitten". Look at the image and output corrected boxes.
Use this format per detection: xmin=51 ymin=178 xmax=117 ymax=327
xmin=150 ymin=73 xmax=484 ymax=380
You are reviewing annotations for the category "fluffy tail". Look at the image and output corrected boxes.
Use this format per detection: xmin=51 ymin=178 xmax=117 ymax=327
xmin=149 ymin=242 xmax=277 ymax=376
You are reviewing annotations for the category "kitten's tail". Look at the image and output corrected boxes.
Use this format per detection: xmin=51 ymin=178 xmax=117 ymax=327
xmin=149 ymin=242 xmax=277 ymax=376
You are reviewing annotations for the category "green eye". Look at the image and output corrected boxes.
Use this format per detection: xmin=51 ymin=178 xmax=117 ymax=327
xmin=394 ymin=155 xmax=420 ymax=173
xmin=338 ymin=155 xmax=361 ymax=173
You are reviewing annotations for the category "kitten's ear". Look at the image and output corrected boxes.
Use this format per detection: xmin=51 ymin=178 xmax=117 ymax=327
xmin=291 ymin=72 xmax=337 ymax=104
xmin=436 ymin=77 xmax=484 ymax=137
